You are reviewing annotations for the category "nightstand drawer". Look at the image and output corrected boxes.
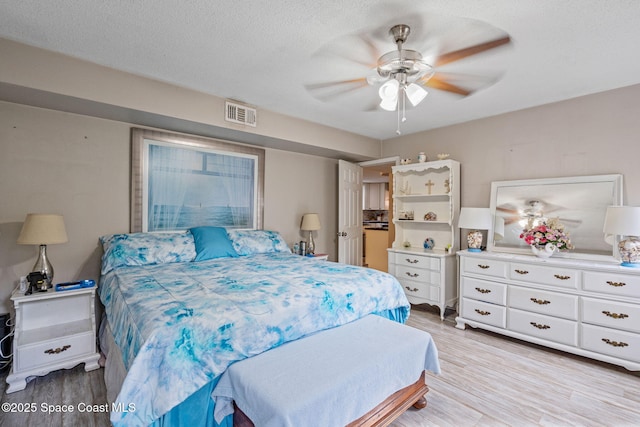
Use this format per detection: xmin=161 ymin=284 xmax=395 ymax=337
xmin=508 ymin=308 xmax=578 ymax=346
xmin=461 ymin=298 xmax=506 ymax=328
xmin=509 ymin=286 xmax=578 ymax=320
xmin=15 ymin=331 xmax=95 ymax=372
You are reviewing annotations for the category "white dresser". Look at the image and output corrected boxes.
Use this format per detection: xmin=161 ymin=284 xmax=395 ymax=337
xmin=456 ymin=250 xmax=640 ymax=371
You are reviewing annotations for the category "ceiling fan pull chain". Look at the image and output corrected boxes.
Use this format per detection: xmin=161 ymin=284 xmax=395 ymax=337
xmin=396 ymin=98 xmax=401 ymax=135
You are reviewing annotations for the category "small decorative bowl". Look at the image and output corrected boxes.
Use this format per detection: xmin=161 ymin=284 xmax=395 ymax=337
xmin=437 ymin=153 xmax=450 ymax=160
xmin=423 ymin=237 xmax=435 ymax=250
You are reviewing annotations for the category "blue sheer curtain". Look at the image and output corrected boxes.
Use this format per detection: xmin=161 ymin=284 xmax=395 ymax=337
xmin=146 ymin=141 xmax=257 ymax=231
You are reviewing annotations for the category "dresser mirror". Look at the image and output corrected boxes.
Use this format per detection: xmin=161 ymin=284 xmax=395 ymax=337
xmin=488 ymin=174 xmax=623 ymax=258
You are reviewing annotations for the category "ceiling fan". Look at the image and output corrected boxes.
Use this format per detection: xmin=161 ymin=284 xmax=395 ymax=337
xmin=306 ymin=17 xmax=512 ymax=134
xmin=497 ymin=199 xmax=583 ymax=229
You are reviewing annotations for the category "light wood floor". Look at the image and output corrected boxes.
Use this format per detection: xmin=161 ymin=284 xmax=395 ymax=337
xmin=1 ymin=305 xmax=638 ymax=426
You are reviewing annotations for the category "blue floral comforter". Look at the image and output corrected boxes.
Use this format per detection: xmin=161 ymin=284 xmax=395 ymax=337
xmin=99 ymin=252 xmax=410 ymax=426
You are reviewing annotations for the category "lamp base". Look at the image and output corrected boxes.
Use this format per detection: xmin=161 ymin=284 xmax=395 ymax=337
xmin=620 ymin=262 xmax=640 ymax=268
xmin=307 ymin=232 xmax=315 ymax=255
xmin=33 ymin=244 xmax=53 ymax=289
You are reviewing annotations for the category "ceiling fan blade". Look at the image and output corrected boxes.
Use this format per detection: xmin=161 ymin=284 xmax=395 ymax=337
xmin=305 ymin=77 xmax=370 ymax=101
xmin=422 ymin=76 xmax=471 ymax=97
xmin=434 ymin=35 xmax=511 ymax=67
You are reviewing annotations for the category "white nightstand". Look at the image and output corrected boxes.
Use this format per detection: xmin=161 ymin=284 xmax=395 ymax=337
xmin=5 ymin=286 xmax=100 ymax=393
xmin=308 ymin=253 xmax=329 ymax=261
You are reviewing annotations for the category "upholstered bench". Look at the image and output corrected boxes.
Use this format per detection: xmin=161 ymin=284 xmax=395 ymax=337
xmin=212 ymin=314 xmax=440 ymax=426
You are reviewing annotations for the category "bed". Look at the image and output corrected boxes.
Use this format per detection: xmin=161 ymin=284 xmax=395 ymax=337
xmin=97 ymin=228 xmax=440 ymax=426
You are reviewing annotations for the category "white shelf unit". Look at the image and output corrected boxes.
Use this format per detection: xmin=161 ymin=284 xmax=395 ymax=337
xmin=390 ymin=160 xmax=460 ymax=252
xmin=388 ymin=160 xmax=460 ymax=319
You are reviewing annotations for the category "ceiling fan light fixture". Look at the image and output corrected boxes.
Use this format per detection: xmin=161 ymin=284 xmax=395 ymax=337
xmin=378 ymin=79 xmax=399 ymax=100
xmin=405 ymin=83 xmax=428 ymax=106
xmin=379 ymin=96 xmax=398 ymax=111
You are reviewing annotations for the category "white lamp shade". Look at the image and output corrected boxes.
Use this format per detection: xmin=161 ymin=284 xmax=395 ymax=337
xmin=603 ymin=206 xmax=640 ymax=237
xmin=405 ymin=83 xmax=428 ymax=106
xmin=17 ymin=214 xmax=68 ymax=245
xmin=458 ymin=208 xmax=492 ymax=230
xmin=300 ymin=213 xmax=321 ymax=231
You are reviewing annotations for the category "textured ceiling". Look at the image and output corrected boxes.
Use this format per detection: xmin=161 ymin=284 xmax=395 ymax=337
xmin=1 ymin=0 xmax=639 ymax=140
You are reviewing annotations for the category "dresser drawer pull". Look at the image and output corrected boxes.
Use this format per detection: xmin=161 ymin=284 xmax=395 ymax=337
xmin=602 ymin=338 xmax=629 ymax=348
xmin=606 ymin=280 xmax=626 ymax=287
xmin=530 ymin=322 xmax=551 ymax=330
xmin=554 ymin=274 xmax=571 ymax=280
xmin=405 ymin=272 xmax=419 ymax=278
xmin=405 ymin=258 xmax=419 ymax=264
xmin=530 ymin=298 xmax=551 ymax=305
xmin=474 ymin=309 xmax=491 ymax=316
xmin=405 ymin=286 xmax=419 ymax=292
xmin=514 ymin=269 xmax=529 ymax=275
xmin=477 ymin=264 xmax=490 ymax=269
xmin=475 ymin=287 xmax=492 ymax=294
xmin=602 ymin=311 xmax=629 ymax=319
xmin=44 ymin=345 xmax=71 ymax=355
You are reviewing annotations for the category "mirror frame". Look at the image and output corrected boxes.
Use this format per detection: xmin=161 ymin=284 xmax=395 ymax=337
xmin=488 ymin=174 xmax=623 ymax=259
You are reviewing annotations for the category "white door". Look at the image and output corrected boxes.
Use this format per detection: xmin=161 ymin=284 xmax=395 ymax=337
xmin=338 ymin=160 xmax=363 ymax=265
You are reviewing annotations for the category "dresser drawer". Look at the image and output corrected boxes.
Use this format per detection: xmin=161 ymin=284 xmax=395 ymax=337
xmin=581 ymin=297 xmax=640 ymax=333
xmin=508 ymin=286 xmax=578 ymax=320
xmin=508 ymin=308 xmax=578 ymax=346
xmin=15 ymin=331 xmax=95 ymax=372
xmin=399 ymin=279 xmax=439 ymax=302
xmin=391 ymin=252 xmax=441 ymax=271
xmin=582 ymin=271 xmax=640 ymax=299
xmin=509 ymin=262 xmax=579 ymax=289
xmin=395 ymin=265 xmax=441 ymax=285
xmin=461 ymin=257 xmax=507 ymax=278
xmin=461 ymin=277 xmax=507 ymax=305
xmin=461 ymin=298 xmax=506 ymax=328
xmin=581 ymin=324 xmax=640 ymax=364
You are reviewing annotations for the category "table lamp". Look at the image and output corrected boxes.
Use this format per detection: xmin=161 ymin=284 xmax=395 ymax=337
xmin=458 ymin=208 xmax=492 ymax=252
xmin=300 ymin=213 xmax=321 ymax=255
xmin=603 ymin=206 xmax=640 ymax=267
xmin=17 ymin=213 xmax=68 ymax=287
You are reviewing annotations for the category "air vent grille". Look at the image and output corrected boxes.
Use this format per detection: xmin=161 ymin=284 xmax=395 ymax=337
xmin=225 ymin=101 xmax=257 ymax=127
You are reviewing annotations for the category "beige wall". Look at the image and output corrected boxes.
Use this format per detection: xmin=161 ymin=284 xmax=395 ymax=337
xmin=0 ymin=101 xmax=338 ymax=313
xmin=381 ymin=84 xmax=640 ymax=208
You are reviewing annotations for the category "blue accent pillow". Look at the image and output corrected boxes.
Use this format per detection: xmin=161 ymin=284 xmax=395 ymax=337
xmin=99 ymin=232 xmax=196 ymax=275
xmin=227 ymin=229 xmax=291 ymax=256
xmin=190 ymin=226 xmax=239 ymax=261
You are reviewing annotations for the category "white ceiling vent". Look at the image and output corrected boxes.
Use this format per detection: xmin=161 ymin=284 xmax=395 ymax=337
xmin=225 ymin=101 xmax=257 ymax=127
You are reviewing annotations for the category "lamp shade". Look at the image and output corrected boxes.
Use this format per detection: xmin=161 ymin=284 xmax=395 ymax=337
xmin=17 ymin=214 xmax=68 ymax=245
xmin=300 ymin=213 xmax=321 ymax=231
xmin=603 ymin=206 xmax=640 ymax=237
xmin=458 ymin=208 xmax=492 ymax=230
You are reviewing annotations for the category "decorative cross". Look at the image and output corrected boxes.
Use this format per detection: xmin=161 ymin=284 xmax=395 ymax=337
xmin=425 ymin=179 xmax=434 ymax=195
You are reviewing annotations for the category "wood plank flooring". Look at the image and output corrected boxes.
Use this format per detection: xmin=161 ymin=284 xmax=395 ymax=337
xmin=1 ymin=305 xmax=638 ymax=426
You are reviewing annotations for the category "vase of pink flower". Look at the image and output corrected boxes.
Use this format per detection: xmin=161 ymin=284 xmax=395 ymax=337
xmin=520 ymin=218 xmax=573 ymax=258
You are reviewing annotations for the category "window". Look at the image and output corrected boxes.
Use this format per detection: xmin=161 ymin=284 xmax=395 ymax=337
xmin=131 ymin=128 xmax=264 ymax=232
